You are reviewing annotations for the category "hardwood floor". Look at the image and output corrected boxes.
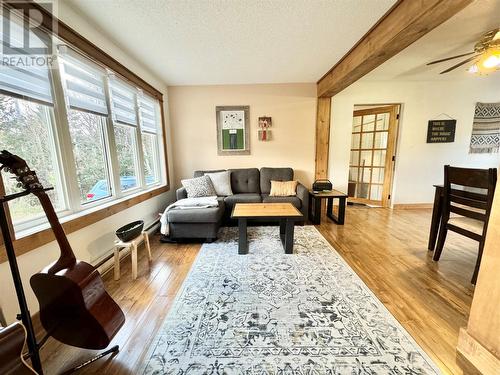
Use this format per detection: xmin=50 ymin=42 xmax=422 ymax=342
xmin=40 ymin=206 xmax=476 ymax=374
xmin=39 ymin=239 xmax=201 ymax=374
xmin=318 ymin=206 xmax=475 ymax=375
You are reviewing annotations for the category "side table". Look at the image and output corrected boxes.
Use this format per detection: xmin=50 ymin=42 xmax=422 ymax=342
xmin=309 ymin=190 xmax=348 ymax=225
xmin=114 ymin=231 xmax=152 ymax=280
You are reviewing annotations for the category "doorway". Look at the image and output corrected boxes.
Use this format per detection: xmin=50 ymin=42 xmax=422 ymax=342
xmin=348 ymin=105 xmax=399 ymax=207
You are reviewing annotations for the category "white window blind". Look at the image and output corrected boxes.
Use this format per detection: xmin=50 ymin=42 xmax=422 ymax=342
xmin=0 ymin=13 xmax=53 ymax=105
xmin=110 ymin=77 xmax=137 ymax=126
xmin=139 ymin=94 xmax=158 ymax=133
xmin=59 ymin=48 xmax=109 ymax=116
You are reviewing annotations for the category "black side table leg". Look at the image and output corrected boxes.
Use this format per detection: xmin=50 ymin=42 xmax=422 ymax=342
xmin=308 ymin=194 xmax=313 ymax=222
xmin=337 ymin=197 xmax=346 ymax=225
xmin=326 ymin=197 xmax=333 ymax=218
xmin=312 ymin=197 xmax=321 ymax=225
xmin=238 ymin=218 xmax=248 ymax=254
xmin=326 ymin=197 xmax=346 ymax=225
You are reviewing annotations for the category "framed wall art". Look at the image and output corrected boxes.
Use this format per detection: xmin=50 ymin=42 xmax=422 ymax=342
xmin=216 ymin=106 xmax=250 ymax=155
xmin=258 ymin=116 xmax=272 ymax=141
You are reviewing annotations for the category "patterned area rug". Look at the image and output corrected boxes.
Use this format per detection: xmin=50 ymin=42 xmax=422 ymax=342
xmin=140 ymin=226 xmax=440 ymax=374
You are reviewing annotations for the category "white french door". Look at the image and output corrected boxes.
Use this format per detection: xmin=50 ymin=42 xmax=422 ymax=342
xmin=348 ymin=105 xmax=399 ymax=207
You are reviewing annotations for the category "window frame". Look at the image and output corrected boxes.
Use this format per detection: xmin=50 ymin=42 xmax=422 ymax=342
xmin=0 ymin=2 xmax=170 ymax=262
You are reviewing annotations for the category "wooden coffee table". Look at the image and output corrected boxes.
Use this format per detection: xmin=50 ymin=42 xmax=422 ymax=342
xmin=231 ymin=203 xmax=304 ymax=255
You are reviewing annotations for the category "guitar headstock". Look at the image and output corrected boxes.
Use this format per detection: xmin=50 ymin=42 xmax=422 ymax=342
xmin=0 ymin=150 xmax=43 ymax=191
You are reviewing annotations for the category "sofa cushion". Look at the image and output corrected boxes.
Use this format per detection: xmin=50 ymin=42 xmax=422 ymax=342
xmin=262 ymin=194 xmax=302 ymax=209
xmin=181 ymin=175 xmax=217 ymax=198
xmin=167 ymin=201 xmax=225 ymax=224
xmin=260 ymin=167 xmax=294 ymax=194
xmin=270 ymin=180 xmax=298 ymax=196
xmin=224 ymin=193 xmax=262 ymax=210
xmin=229 ymin=168 xmax=260 ymax=194
xmin=193 ymin=169 xmax=226 ymax=178
xmin=206 ymin=171 xmax=233 ymax=196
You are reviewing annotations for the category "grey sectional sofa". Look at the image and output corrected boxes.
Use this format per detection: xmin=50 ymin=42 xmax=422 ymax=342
xmin=166 ymin=167 xmax=308 ymax=241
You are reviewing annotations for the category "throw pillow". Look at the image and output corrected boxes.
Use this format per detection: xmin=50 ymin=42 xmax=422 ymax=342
xmin=181 ymin=175 xmax=217 ymax=198
xmin=205 ymin=171 xmax=233 ymax=196
xmin=269 ymin=180 xmax=298 ymax=197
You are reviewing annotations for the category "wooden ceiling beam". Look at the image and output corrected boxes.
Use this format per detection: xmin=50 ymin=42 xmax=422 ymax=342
xmin=317 ymin=0 xmax=473 ymax=98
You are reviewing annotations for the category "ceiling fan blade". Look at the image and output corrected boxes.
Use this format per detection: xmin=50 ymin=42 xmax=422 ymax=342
xmin=427 ymin=52 xmax=475 ymax=65
xmin=440 ymin=55 xmax=480 ymax=74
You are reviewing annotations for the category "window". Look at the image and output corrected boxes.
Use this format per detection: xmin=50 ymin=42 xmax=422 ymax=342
xmin=140 ymin=95 xmax=161 ymax=185
xmin=114 ymin=123 xmax=139 ymax=191
xmin=67 ymin=109 xmax=111 ymax=203
xmin=110 ymin=78 xmax=141 ymax=192
xmin=0 ymin=13 xmax=167 ymax=235
xmin=142 ymin=132 xmax=160 ymax=185
xmin=0 ymin=95 xmax=65 ymax=223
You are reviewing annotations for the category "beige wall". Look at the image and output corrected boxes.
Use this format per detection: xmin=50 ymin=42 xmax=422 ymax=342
xmin=169 ymin=83 xmax=317 ymax=188
xmin=0 ymin=1 xmax=175 ymax=324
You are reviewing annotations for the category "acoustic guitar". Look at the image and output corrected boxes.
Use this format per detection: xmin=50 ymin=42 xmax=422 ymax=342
xmin=0 ymin=151 xmax=125 ymax=350
xmin=0 ymin=323 xmax=38 ymax=375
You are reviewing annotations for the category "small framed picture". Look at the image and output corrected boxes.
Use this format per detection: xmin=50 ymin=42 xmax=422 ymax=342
xmin=258 ymin=116 xmax=272 ymax=128
xmin=258 ymin=129 xmax=272 ymax=141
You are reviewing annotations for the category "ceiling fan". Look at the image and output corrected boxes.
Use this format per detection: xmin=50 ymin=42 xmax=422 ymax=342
xmin=427 ymin=28 xmax=500 ymax=74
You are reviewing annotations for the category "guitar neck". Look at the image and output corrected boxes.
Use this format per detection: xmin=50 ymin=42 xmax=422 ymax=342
xmin=35 ymin=192 xmax=76 ymax=272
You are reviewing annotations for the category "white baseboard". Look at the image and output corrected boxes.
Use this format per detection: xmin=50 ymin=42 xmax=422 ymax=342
xmin=393 ymin=203 xmax=433 ymax=209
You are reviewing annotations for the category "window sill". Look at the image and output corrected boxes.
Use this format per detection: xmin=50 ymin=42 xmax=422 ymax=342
xmin=0 ymin=184 xmax=169 ymax=263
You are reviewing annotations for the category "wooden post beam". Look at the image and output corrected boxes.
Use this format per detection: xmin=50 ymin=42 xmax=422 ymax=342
xmin=314 ymin=97 xmax=331 ymax=180
xmin=316 ymin=0 xmax=473 ymax=98
xmin=457 ymin=177 xmax=500 ymax=374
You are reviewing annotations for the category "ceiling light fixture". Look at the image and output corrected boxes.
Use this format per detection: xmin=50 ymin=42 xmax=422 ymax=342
xmin=482 ymin=50 xmax=500 ymax=68
xmin=468 ymin=48 xmax=500 ymax=74
xmin=428 ymin=28 xmax=500 ymax=75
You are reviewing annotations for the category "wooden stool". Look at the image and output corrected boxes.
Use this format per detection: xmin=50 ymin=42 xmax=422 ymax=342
xmin=114 ymin=231 xmax=152 ymax=280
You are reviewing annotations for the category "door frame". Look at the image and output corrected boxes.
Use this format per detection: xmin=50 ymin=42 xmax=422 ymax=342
xmin=349 ymin=104 xmax=400 ymax=207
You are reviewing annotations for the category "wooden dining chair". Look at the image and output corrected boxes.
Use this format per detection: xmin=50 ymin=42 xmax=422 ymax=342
xmin=433 ymin=165 xmax=497 ymax=284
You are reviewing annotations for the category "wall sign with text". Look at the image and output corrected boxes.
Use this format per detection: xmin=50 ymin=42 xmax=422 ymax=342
xmin=426 ymin=119 xmax=456 ymax=143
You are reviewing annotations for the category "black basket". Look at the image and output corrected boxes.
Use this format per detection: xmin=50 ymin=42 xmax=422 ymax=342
xmin=116 ymin=220 xmax=144 ymax=242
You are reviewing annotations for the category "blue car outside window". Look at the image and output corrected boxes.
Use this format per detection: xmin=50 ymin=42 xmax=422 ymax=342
xmin=86 ymin=175 xmax=156 ymax=201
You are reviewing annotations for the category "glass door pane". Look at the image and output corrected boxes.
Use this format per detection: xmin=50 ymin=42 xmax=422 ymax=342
xmin=351 ymin=133 xmax=360 ymax=149
xmin=352 ymin=116 xmax=362 ymax=132
xmin=362 ymin=114 xmax=375 ymax=131
xmin=370 ymin=185 xmax=383 ymax=200
xmin=360 ymin=151 xmax=372 ymax=166
xmin=373 ymin=150 xmax=386 ymax=167
xmin=376 ymin=113 xmax=389 ymax=130
xmin=361 ymin=132 xmax=374 ymax=149
xmin=374 ymin=132 xmax=388 ymax=149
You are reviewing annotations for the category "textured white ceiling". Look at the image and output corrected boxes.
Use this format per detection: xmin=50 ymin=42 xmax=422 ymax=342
xmin=64 ymin=0 xmax=396 ymax=86
xmin=363 ymin=0 xmax=500 ymax=81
